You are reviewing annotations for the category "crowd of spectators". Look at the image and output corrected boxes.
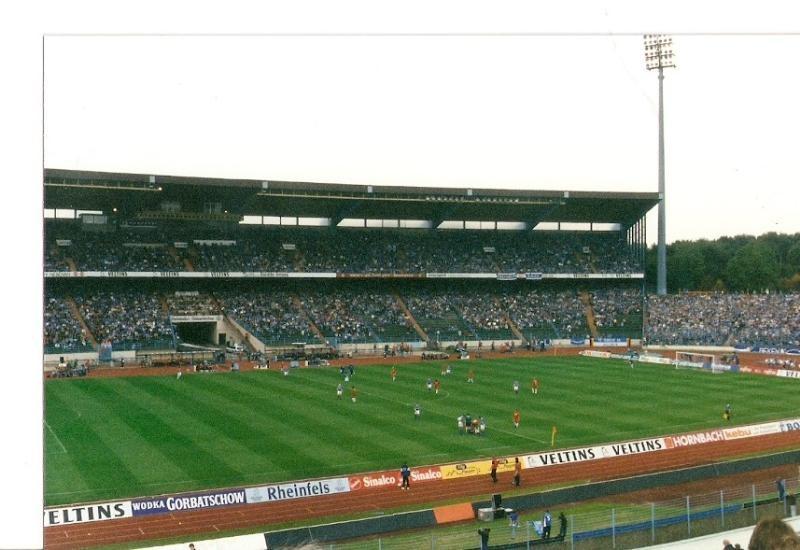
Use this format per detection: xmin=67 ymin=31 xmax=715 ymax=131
xmin=403 ymin=290 xmax=478 ymax=341
xmin=190 ymin=241 xmax=294 ymax=272
xmin=44 ymin=245 xmax=71 ymax=271
xmin=43 ymin=280 xmax=800 ymax=353
xmin=591 ymin=288 xmax=643 ymax=338
xmin=727 ymin=293 xmax=800 ymax=348
xmin=165 ymin=292 xmax=219 ymax=316
xmin=502 ymin=290 xmax=588 ymax=339
xmin=45 ymin=227 xmax=183 ymax=272
xmin=301 ymin=291 xmax=416 ymax=343
xmin=74 ymin=291 xmax=175 ymax=349
xmin=45 ymin=225 xmax=641 ymax=274
xmin=43 ymin=295 xmax=90 ymax=353
xmin=44 ymin=245 xmax=71 ymax=272
xmin=67 ymin=242 xmax=182 ymax=272
xmin=453 ymin=293 xmax=512 ymax=339
xmin=646 ymin=293 xmax=733 ymax=346
xmin=402 ymin=290 xmax=582 ymax=342
xmin=645 ymin=292 xmax=800 ymax=348
xmin=216 ymin=290 xmax=313 ymax=344
xmin=403 ymin=291 xmax=513 ymax=340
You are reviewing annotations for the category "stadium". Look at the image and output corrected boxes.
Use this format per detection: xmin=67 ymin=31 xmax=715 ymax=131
xmin=42 ymin=168 xmax=800 ymax=549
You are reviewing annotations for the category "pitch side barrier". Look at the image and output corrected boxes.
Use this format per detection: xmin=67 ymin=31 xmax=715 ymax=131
xmin=43 ymin=417 xmax=800 ymax=527
xmin=476 ymin=450 xmax=800 ymax=515
xmin=263 ymin=509 xmax=438 ymax=547
xmin=263 ymin=451 xmax=800 ymax=548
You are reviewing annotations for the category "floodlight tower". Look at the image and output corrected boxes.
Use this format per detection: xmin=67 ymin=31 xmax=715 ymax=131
xmin=644 ymin=34 xmax=675 ymax=296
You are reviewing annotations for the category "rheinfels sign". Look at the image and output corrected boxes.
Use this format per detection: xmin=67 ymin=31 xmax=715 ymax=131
xmin=245 ymin=478 xmax=350 ymax=503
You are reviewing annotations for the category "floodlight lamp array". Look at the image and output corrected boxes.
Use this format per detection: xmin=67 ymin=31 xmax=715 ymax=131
xmin=643 ymin=34 xmax=676 ymax=70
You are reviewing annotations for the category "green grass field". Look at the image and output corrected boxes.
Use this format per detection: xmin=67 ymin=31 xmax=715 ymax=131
xmin=44 ymin=356 xmax=800 ymax=506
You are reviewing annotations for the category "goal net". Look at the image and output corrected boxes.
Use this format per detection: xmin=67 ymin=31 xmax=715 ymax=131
xmin=675 ymin=351 xmax=717 ymax=370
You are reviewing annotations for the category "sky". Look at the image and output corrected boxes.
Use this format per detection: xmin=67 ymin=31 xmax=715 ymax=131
xmin=3 ymin=2 xmax=800 ymax=548
xmin=43 ymin=30 xmax=800 ymax=245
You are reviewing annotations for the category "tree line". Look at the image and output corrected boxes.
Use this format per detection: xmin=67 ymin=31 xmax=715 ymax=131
xmin=644 ymin=232 xmax=800 ymax=292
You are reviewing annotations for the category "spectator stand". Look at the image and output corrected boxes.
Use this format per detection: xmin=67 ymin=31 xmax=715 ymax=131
xmin=303 ymin=290 xmax=418 ymax=345
xmin=591 ymin=288 xmax=644 ymax=340
xmin=215 ymin=290 xmax=315 ymax=348
xmin=43 ymin=294 xmax=95 ymax=354
xmin=503 ymin=289 xmax=589 ymax=342
xmin=46 ymin=222 xmax=645 ymax=276
xmin=645 ymin=292 xmax=800 ymax=349
xmin=403 ymin=290 xmax=478 ymax=344
xmin=76 ymin=291 xmax=176 ymax=352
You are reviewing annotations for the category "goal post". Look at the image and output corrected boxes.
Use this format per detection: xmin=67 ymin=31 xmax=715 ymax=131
xmin=675 ymin=351 xmax=717 ymax=369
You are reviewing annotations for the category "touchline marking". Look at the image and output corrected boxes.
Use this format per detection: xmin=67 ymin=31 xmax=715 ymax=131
xmin=490 ymin=425 xmax=549 ymax=445
xmin=45 ymin=420 xmax=67 ymax=454
xmin=330 ymin=460 xmax=374 ymax=468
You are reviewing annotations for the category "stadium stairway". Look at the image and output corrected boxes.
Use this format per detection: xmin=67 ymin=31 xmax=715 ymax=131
xmin=579 ymin=290 xmax=599 ymax=340
xmin=224 ymin=315 xmax=264 ymax=352
xmin=394 ymin=293 xmax=429 ymax=342
xmin=48 ymin=245 xmax=67 ymax=271
xmin=291 ymin=294 xmax=328 ymax=345
xmin=207 ymin=293 xmax=259 ymax=352
xmin=494 ymin=295 xmax=527 ymax=343
xmin=167 ymin=245 xmax=192 ymax=271
xmin=158 ymin=295 xmax=170 ymax=317
xmin=66 ymin=296 xmax=98 ymax=348
xmin=587 ymin=252 xmax=599 ymax=273
xmin=504 ymin=312 xmax=526 ymax=343
xmin=181 ymin=253 xmax=195 ymax=272
xmin=65 ymin=257 xmax=78 ymax=272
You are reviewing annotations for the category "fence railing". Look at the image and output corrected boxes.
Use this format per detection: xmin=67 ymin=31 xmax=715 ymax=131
xmin=315 ymin=478 xmax=799 ymax=549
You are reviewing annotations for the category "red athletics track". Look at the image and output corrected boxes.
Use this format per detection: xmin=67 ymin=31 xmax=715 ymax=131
xmin=44 ymin=430 xmax=800 ymax=549
xmin=46 ymin=346 xmax=792 ymax=381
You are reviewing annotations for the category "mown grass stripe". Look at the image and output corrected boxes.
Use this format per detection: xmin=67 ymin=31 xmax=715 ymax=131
xmin=49 ymin=380 xmax=187 ymax=470
xmin=77 ymin=379 xmax=244 ymax=492
xmin=45 ymin=387 xmax=141 ymax=502
xmin=141 ymin=374 xmax=338 ymax=478
xmin=117 ymin=376 xmax=275 ymax=470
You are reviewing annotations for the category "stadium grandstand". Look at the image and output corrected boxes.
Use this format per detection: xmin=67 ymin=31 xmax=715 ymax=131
xmin=44 ymin=168 xmax=656 ymax=358
xmin=44 ymin=169 xmax=799 ymax=360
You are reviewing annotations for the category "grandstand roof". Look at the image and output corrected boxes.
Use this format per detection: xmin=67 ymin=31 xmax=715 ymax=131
xmin=45 ymin=169 xmax=658 ymax=227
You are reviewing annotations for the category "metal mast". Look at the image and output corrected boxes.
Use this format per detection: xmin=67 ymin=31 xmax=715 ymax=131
xmin=644 ymin=34 xmax=676 ymax=295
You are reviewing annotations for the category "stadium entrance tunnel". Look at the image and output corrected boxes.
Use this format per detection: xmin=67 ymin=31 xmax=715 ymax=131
xmin=173 ymin=321 xmax=217 ymax=347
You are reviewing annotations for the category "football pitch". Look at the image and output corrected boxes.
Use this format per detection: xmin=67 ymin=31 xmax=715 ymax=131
xmin=44 ymin=356 xmax=800 ymax=506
